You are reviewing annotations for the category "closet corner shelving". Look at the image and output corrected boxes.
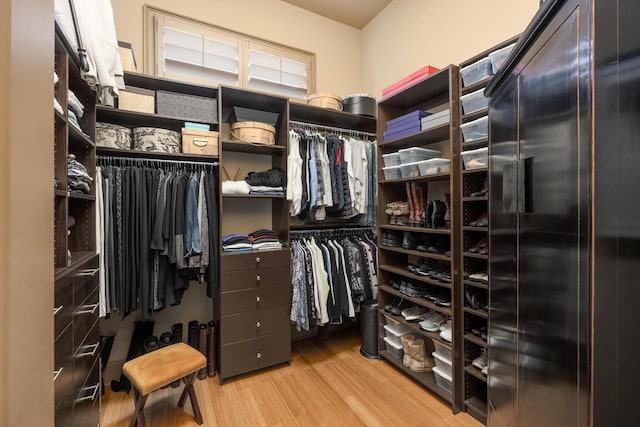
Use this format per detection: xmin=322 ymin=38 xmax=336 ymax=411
xmin=217 ymin=86 xmax=291 ymax=383
xmin=54 ymin=24 xmax=100 ymax=427
xmin=376 ymin=65 xmax=462 ymax=413
xmin=457 ymin=34 xmax=519 ymax=425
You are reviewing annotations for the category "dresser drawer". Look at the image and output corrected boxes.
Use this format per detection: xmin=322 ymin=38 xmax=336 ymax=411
xmin=72 ymin=257 xmax=99 ymax=311
xmin=220 ymin=305 xmax=290 ymax=344
xmin=73 ymin=321 xmax=100 ymax=393
xmin=221 ymin=249 xmax=290 ymax=272
xmin=54 ymin=275 xmax=74 ymax=341
xmin=73 ymin=355 xmax=100 ymax=427
xmin=220 ymin=265 xmax=289 ymax=292
xmin=220 ymin=331 xmax=291 ymax=380
xmin=74 ymin=287 xmax=99 ymax=350
xmin=54 ymin=323 xmax=74 ymax=409
xmin=55 ymin=386 xmax=74 ymax=426
xmin=220 ymin=286 xmax=289 ymax=315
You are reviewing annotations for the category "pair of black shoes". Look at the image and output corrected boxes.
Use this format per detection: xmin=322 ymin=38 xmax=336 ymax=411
xmin=384 ymin=297 xmax=411 ymax=316
xmin=424 ymin=200 xmax=447 ymax=229
xmin=466 ymin=290 xmax=488 ymax=311
xmin=382 ymin=230 xmax=402 ymax=247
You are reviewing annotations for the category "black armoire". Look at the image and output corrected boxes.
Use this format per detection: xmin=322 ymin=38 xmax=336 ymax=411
xmin=485 ymin=0 xmax=639 ymax=426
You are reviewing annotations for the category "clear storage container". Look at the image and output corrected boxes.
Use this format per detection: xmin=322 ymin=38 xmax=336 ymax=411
xmin=400 ymin=161 xmax=422 ymax=179
xmin=384 ymin=323 xmax=413 ymax=346
xmin=383 ymin=336 xmax=403 ymax=359
xmin=461 ymin=115 xmax=488 ymax=142
xmin=433 ymin=366 xmax=453 ymax=393
xmin=461 ymin=88 xmax=489 ymax=115
xmin=382 ymin=165 xmax=402 ymax=180
xmin=432 ymin=339 xmax=452 ymax=360
xmin=461 ymin=147 xmax=489 ymax=170
xmin=397 ymin=147 xmax=441 ymax=164
xmin=418 ymin=158 xmax=451 ymax=176
xmin=489 ymin=43 xmax=516 ymax=73
xmin=382 ymin=152 xmax=401 ymax=167
xmin=460 ymin=57 xmax=493 ymax=87
xmin=432 ymin=351 xmax=452 ymax=377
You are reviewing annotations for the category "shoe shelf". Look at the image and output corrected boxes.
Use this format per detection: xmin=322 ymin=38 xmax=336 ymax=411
xmin=221 ymin=139 xmax=287 ymax=155
xmin=464 ymin=365 xmax=487 ymax=382
xmin=96 ymin=104 xmax=218 ymax=131
xmin=462 ymin=252 xmax=488 ymax=260
xmin=462 ymin=226 xmax=488 ymax=232
xmin=462 ymin=167 xmax=488 ymax=176
xmin=463 ymin=306 xmax=488 ymax=319
xmin=462 ymin=138 xmax=489 ymax=150
xmin=379 ymin=224 xmax=451 ymax=235
xmin=379 ymin=350 xmax=453 ymax=403
xmin=380 ymin=310 xmax=451 ymax=345
xmin=379 ymin=265 xmax=452 ymax=290
xmin=463 ymin=279 xmax=488 ymax=290
xmin=464 ymin=395 xmax=488 ymax=425
xmin=462 ymin=196 xmax=488 ymax=203
xmin=378 ymin=123 xmax=451 ymax=150
xmin=464 ymin=333 xmax=487 ymax=348
xmin=379 ymin=285 xmax=452 ymax=317
xmin=461 ymin=108 xmax=488 ymax=123
xmin=379 ymin=171 xmax=451 ymax=185
xmin=380 ymin=246 xmax=451 ymax=261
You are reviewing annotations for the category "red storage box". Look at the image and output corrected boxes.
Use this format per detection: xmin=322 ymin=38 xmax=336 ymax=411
xmin=382 ymin=65 xmax=440 ymax=98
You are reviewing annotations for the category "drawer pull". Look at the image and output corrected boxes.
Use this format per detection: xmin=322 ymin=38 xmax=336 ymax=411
xmin=76 ymin=383 xmax=100 ymax=403
xmin=76 ymin=268 xmax=99 ymax=277
xmin=256 ymin=275 xmax=261 ymax=282
xmin=53 ymin=367 xmax=63 ymax=382
xmin=76 ymin=303 xmax=99 ymax=315
xmin=256 ymin=296 xmax=261 ymax=303
xmin=256 ymin=352 xmax=261 ymax=359
xmin=53 ymin=305 xmax=63 ymax=316
xmin=255 ymin=257 xmax=261 ymax=263
xmin=76 ymin=342 xmax=100 ymax=358
xmin=256 ymin=321 xmax=261 ymax=328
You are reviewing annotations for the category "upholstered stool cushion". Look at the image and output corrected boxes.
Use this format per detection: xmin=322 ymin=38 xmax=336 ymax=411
xmin=123 ymin=343 xmax=206 ymax=395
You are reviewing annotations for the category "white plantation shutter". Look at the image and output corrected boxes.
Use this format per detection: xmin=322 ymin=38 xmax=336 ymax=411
xmin=148 ymin=8 xmax=314 ymax=99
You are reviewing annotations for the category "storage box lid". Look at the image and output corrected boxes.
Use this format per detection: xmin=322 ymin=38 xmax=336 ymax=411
xmin=383 ymin=323 xmax=412 ymax=337
xmin=383 ymin=336 xmax=403 ymax=350
xmin=181 ymin=128 xmax=219 ymax=137
xmin=433 ymin=365 xmax=452 ymax=382
xmin=460 ymin=115 xmax=488 ymax=128
xmin=461 ymin=88 xmax=487 ymax=100
xmin=232 ymin=107 xmax=279 ymax=127
xmin=432 ymin=351 xmax=452 ymax=366
xmin=382 ymin=165 xmax=402 ymax=170
xmin=422 ymin=157 xmax=450 ymax=164
xmin=397 ymin=147 xmax=441 ymax=156
xmin=462 ymin=147 xmax=489 ymax=155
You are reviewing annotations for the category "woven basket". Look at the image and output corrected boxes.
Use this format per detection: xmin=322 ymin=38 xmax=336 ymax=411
xmin=307 ymin=93 xmax=342 ymax=111
xmin=230 ymin=121 xmax=276 ymax=145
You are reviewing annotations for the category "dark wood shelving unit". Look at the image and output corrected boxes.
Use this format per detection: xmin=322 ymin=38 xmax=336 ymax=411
xmin=379 ymin=224 xmax=451 ymax=234
xmin=379 ymin=171 xmax=451 ymax=184
xmin=96 ymin=146 xmax=218 ymax=162
xmin=463 ymin=333 xmax=488 ymax=348
xmin=379 ymin=265 xmax=452 ymax=289
xmin=380 ymin=246 xmax=451 ymax=261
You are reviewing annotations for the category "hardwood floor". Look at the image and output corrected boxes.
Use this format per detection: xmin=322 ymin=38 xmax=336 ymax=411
xmin=101 ymin=328 xmax=482 ymax=427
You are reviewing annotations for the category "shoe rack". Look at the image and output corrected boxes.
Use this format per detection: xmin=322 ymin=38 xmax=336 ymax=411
xmin=457 ymin=35 xmax=519 ymax=425
xmin=376 ymin=66 xmax=462 ymax=412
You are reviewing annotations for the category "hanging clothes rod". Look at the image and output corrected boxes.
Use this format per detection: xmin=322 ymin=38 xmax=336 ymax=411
xmin=289 ymin=120 xmax=377 ymax=138
xmin=290 ymin=226 xmax=374 ymax=236
xmin=97 ymin=155 xmax=219 ymax=167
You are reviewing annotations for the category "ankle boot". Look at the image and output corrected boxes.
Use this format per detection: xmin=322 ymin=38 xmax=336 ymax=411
xmin=432 ymin=200 xmax=447 ymax=229
xmin=402 ymin=232 xmax=418 ymax=250
xmin=207 ymin=321 xmax=217 ymax=377
xmin=386 ymin=202 xmax=396 ymax=224
xmin=406 ymin=183 xmax=416 ymax=226
xmin=408 ymin=338 xmax=435 ymax=372
xmin=414 ymin=184 xmax=426 ymax=227
xmin=443 ymin=193 xmax=451 ymax=229
xmin=198 ymin=323 xmax=208 ymax=380
xmin=394 ymin=202 xmax=410 ymax=226
xmin=159 ymin=332 xmax=173 ymax=348
xmin=425 ymin=200 xmax=434 ymax=228
xmin=401 ymin=334 xmax=416 ymax=368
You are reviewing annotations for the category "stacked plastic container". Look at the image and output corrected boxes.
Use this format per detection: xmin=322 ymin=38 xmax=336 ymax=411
xmin=381 ymin=146 xmax=449 ymax=180
xmin=432 ymin=339 xmax=454 ymax=393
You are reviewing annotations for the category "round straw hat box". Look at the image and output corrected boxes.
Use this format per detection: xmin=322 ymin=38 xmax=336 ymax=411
xmin=306 ymin=93 xmax=342 ymax=111
xmin=230 ymin=121 xmax=276 ymax=145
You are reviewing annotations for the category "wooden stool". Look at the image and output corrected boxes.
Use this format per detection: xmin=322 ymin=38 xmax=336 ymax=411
xmin=122 ymin=342 xmax=207 ymax=427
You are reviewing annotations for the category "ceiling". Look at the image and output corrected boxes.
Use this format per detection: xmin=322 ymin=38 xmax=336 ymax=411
xmin=281 ymin=0 xmax=392 ymax=29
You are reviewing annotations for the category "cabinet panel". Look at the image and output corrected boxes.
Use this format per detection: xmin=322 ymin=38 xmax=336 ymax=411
xmin=54 ymin=324 xmax=74 ymax=409
xmin=73 ymin=321 xmax=100 ymax=393
xmin=54 ymin=276 xmax=74 ymax=340
xmin=73 ymin=288 xmax=99 ymax=350
xmin=220 ymin=249 xmax=290 ymax=271
xmin=220 ymin=286 xmax=289 ymax=315
xmin=72 ymin=256 xmax=99 ymax=307
xmin=220 ymin=331 xmax=291 ymax=379
xmin=220 ymin=305 xmax=290 ymax=344
xmin=220 ymin=265 xmax=289 ymax=291
xmin=73 ymin=355 xmax=100 ymax=427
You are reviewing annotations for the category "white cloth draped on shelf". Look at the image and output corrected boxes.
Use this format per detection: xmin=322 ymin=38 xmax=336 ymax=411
xmin=54 ymin=0 xmax=125 ymax=106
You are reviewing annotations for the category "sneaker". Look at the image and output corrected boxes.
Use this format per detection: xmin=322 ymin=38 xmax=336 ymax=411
xmin=390 ymin=299 xmax=411 ymax=316
xmin=419 ymin=312 xmax=446 ymax=331
xmin=402 ymin=305 xmax=429 ymax=322
xmin=472 ymin=348 xmax=488 ymax=371
xmin=439 ymin=320 xmax=452 ymax=342
xmin=481 ymin=365 xmax=488 ymax=376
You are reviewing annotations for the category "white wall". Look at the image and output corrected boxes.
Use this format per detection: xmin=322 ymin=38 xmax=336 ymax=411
xmin=362 ymin=0 xmax=540 ymax=98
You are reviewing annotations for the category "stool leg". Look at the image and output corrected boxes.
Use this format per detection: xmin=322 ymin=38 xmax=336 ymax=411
xmin=130 ymin=388 xmax=148 ymax=427
xmin=178 ymin=373 xmax=203 ymax=425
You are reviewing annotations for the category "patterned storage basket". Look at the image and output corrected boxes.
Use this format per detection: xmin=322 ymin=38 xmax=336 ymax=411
xmin=96 ymin=122 xmax=132 ymax=149
xmin=156 ymin=90 xmax=217 ymax=124
xmin=132 ymin=127 xmax=181 ymax=153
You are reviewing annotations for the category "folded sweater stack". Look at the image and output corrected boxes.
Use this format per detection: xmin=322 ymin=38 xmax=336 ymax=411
xmin=222 ymin=229 xmax=283 ymax=252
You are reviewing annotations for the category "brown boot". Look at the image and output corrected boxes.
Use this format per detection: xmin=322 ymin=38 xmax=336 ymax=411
xmin=406 ymin=183 xmax=415 ymax=226
xmin=414 ymin=184 xmax=426 ymax=227
xmin=401 ymin=334 xmax=416 ymax=368
xmin=408 ymin=338 xmax=435 ymax=372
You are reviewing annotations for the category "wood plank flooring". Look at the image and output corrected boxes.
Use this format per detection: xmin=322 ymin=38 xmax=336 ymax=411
xmin=101 ymin=328 xmax=482 ymax=427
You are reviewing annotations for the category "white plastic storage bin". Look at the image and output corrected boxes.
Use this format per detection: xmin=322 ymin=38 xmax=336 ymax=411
xmin=432 ymin=339 xmax=452 ymax=361
xmin=432 ymin=351 xmax=452 ymax=377
xmin=489 ymin=43 xmax=516 ymax=73
xmin=384 ymin=323 xmax=413 ymax=346
xmin=400 ymin=161 xmax=422 ymax=179
xmin=461 ymin=115 xmax=488 ymax=142
xmin=433 ymin=366 xmax=453 ymax=394
xmin=461 ymin=88 xmax=489 ymax=115
xmin=383 ymin=336 xmax=403 ymax=359
xmin=460 ymin=57 xmax=493 ymax=87
xmin=382 ymin=152 xmax=401 ymax=167
xmin=418 ymin=158 xmax=451 ymax=176
xmin=398 ymin=147 xmax=441 ymax=164
xmin=462 ymin=147 xmax=489 ymax=170
xmin=382 ymin=165 xmax=402 ymax=180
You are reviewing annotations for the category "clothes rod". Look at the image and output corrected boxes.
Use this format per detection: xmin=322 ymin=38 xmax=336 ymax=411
xmin=289 ymin=226 xmax=374 ymax=235
xmin=289 ymin=120 xmax=377 ymax=138
xmin=97 ymin=155 xmax=218 ymax=167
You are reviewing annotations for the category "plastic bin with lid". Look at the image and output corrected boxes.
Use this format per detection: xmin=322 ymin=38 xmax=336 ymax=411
xmin=461 ymin=115 xmax=488 ymax=142
xmin=418 ymin=158 xmax=450 ymax=176
xmin=397 ymin=147 xmax=441 ymax=164
xmin=432 ymin=339 xmax=452 ymax=360
xmin=383 ymin=336 xmax=403 ymax=359
xmin=433 ymin=366 xmax=453 ymax=393
xmin=461 ymin=88 xmax=489 ymax=115
xmin=382 ymin=152 xmax=401 ymax=167
xmin=489 ymin=43 xmax=516 ymax=73
xmin=400 ymin=161 xmax=422 ymax=179
xmin=460 ymin=56 xmax=493 ymax=87
xmin=432 ymin=351 xmax=452 ymax=376
xmin=383 ymin=323 xmax=413 ymax=346
xmin=462 ymin=147 xmax=489 ymax=170
xmin=382 ymin=165 xmax=402 ymax=180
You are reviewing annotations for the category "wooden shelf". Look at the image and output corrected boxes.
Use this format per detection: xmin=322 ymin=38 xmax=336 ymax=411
xmin=463 ymin=226 xmax=488 ymax=232
xmin=464 ymin=395 xmax=488 ymax=424
xmin=379 ymin=171 xmax=451 ymax=184
xmin=54 ymin=251 xmax=97 ymax=281
xmin=68 ymin=121 xmax=95 ymax=149
xmin=289 ymin=102 xmax=376 ymax=133
xmin=379 ymin=265 xmax=451 ymax=289
xmin=379 ymin=123 xmax=450 ymax=150
xmin=378 ymin=285 xmax=452 ymax=316
xmin=464 ymin=333 xmax=487 ymax=348
xmin=378 ymin=246 xmax=451 ymax=262
xmin=379 ymin=350 xmax=453 ymax=404
xmin=67 ymin=192 xmax=96 ymax=201
xmin=463 ymin=252 xmax=488 ymax=260
xmin=289 ymin=221 xmax=369 ymax=230
xmin=464 ymin=306 xmax=489 ymax=319
xmin=464 ymin=365 xmax=488 ymax=382
xmin=97 ymin=105 xmax=218 ymax=130
xmin=223 ymin=193 xmax=285 ymax=199
xmin=462 ymin=167 xmax=488 ymax=175
xmin=462 ymin=137 xmax=488 ymax=150
xmin=379 ymin=66 xmax=453 ymax=108
xmin=123 ymin=71 xmax=218 ymax=98
xmin=461 ymin=78 xmax=492 ymax=95
xmin=380 ymin=309 xmax=450 ymax=345
xmin=221 ymin=139 xmax=286 ymax=154
xmin=379 ymin=224 xmax=451 ymax=234
xmin=464 ymin=280 xmax=489 ymax=290
xmin=462 ymin=196 xmax=488 ymax=202
xmin=96 ymin=147 xmax=218 ymax=163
